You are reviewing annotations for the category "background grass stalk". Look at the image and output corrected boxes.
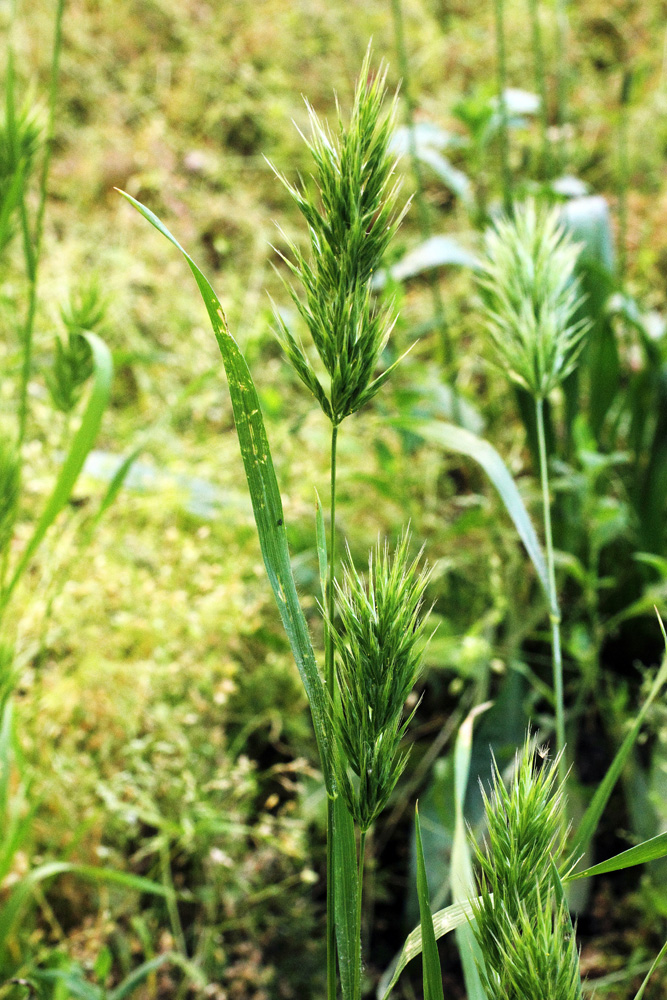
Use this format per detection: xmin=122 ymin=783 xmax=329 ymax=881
xmin=527 ymin=0 xmax=551 ymax=177
xmin=492 ymin=0 xmax=513 ymax=215
xmin=326 ymin=422 xmax=339 ymax=1000
xmin=536 ymin=396 xmax=566 ymax=782
xmin=555 ymin=0 xmax=570 ymax=169
xmin=17 ymin=0 xmax=66 ymax=445
xmin=389 ymin=0 xmax=453 ymax=374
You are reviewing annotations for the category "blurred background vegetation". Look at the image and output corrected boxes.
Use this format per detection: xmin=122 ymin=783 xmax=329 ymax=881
xmin=2 ymin=0 xmax=667 ymax=996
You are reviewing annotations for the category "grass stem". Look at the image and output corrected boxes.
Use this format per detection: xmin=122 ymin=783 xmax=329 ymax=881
xmin=326 ymin=421 xmax=339 ymax=1000
xmin=527 ymin=0 xmax=551 ymax=177
xmin=555 ymin=0 xmax=570 ymax=170
xmin=535 ymin=396 xmax=566 ymax=784
xmin=17 ymin=0 xmax=66 ymax=445
xmin=354 ymin=830 xmax=367 ymax=1000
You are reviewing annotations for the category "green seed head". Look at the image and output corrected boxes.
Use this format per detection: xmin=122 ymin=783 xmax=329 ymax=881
xmin=471 ymin=738 xmax=579 ymax=1000
xmin=330 ymin=533 xmax=431 ymax=830
xmin=271 ymin=47 xmax=409 ymax=426
xmin=477 ymin=201 xmax=589 ymax=399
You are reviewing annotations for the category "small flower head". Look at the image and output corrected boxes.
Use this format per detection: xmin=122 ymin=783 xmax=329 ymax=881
xmin=329 ymin=533 xmax=431 ymax=830
xmin=271 ymin=48 xmax=409 ymax=426
xmin=477 ymin=201 xmax=589 ymax=399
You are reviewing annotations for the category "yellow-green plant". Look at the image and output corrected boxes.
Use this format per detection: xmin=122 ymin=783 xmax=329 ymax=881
xmin=477 ymin=200 xmax=589 ymax=776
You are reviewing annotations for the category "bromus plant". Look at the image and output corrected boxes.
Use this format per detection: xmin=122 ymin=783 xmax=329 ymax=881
xmin=122 ymin=51 xmax=422 ymax=1000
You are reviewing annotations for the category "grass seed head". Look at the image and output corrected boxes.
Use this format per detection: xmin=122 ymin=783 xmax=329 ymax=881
xmin=271 ymin=47 xmax=409 ymax=426
xmin=477 ymin=200 xmax=589 ymax=399
xmin=471 ymin=736 xmax=575 ymax=993
xmin=329 ymin=532 xmax=431 ymax=830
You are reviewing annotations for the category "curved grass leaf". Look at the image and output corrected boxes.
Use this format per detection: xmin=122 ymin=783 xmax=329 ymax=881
xmin=452 ymin=706 xmax=491 ymax=1000
xmin=3 ymin=332 xmax=113 ymax=608
xmin=398 ymin=419 xmax=549 ymax=600
xmin=571 ymin=613 xmax=667 ymax=863
xmin=415 ymin=804 xmax=444 ymax=1000
xmin=377 ymin=898 xmax=475 ymax=999
xmin=119 ymin=191 xmax=333 ymax=792
xmin=569 ymin=831 xmax=667 ymax=881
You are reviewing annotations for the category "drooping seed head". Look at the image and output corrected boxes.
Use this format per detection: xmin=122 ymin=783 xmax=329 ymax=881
xmin=270 ymin=47 xmax=410 ymax=426
xmin=477 ymin=201 xmax=589 ymax=399
xmin=329 ymin=532 xmax=431 ymax=830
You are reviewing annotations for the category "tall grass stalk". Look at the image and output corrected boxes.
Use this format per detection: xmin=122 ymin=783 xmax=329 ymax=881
xmin=389 ymin=0 xmax=453 ymax=372
xmin=17 ymin=0 xmax=66 ymax=445
xmin=527 ymin=0 xmax=551 ymax=177
xmin=536 ymin=396 xmax=565 ymax=780
xmin=617 ymin=69 xmax=632 ymax=284
xmin=492 ymin=0 xmax=513 ymax=214
xmin=555 ymin=0 xmax=570 ymax=169
xmin=477 ymin=202 xmax=589 ymax=781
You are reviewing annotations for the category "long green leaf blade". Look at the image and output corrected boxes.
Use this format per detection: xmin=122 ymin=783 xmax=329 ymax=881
xmin=571 ymin=614 xmax=667 ymax=862
xmin=334 ymin=794 xmax=358 ymax=1000
xmin=3 ymin=332 xmax=113 ymax=606
xmin=568 ymin=831 xmax=667 ymax=881
xmin=415 ymin=804 xmax=445 ymax=1000
xmin=119 ymin=192 xmax=333 ymax=790
xmin=400 ymin=419 xmax=549 ymax=599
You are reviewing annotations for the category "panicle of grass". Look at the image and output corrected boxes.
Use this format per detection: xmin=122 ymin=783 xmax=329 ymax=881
xmin=477 ymin=200 xmax=589 ymax=398
xmin=329 ymin=532 xmax=431 ymax=831
xmin=471 ymin=738 xmax=572 ymax=982
xmin=270 ymin=47 xmax=410 ymax=426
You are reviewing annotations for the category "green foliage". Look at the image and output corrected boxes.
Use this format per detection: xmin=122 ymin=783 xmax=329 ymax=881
xmin=329 ymin=534 xmax=431 ymax=831
xmin=271 ymin=47 xmax=409 ymax=426
xmin=477 ymin=200 xmax=589 ymax=399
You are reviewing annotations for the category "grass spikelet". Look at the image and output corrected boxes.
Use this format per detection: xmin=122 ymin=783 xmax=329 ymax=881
xmin=477 ymin=200 xmax=589 ymax=398
xmin=329 ymin=532 xmax=431 ymax=831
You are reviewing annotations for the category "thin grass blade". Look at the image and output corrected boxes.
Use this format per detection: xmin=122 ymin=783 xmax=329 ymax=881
xmin=119 ymin=191 xmax=333 ymax=791
xmin=3 ymin=332 xmax=113 ymax=608
xmin=397 ymin=419 xmax=549 ymax=599
xmin=571 ymin=612 xmax=667 ymax=862
xmin=632 ymin=938 xmax=667 ymax=1000
xmin=415 ymin=804 xmax=445 ymax=1000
